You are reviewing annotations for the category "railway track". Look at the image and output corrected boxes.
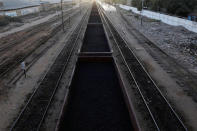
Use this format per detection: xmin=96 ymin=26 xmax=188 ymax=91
xmin=10 ymin=7 xmax=90 ymax=131
xmin=117 ymin=8 xmax=197 ymax=99
xmin=99 ymin=4 xmax=188 ymax=131
xmin=9 ymin=8 xmax=88 ymax=84
xmin=56 ymin=3 xmax=137 ymax=131
xmin=0 ymin=7 xmax=85 ymax=79
xmin=0 ymin=7 xmax=72 ymax=52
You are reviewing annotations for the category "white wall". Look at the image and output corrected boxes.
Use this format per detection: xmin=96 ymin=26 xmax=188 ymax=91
xmin=119 ymin=4 xmax=197 ymax=33
xmin=20 ymin=6 xmax=39 ymax=15
xmin=5 ymin=11 xmax=17 ymax=16
xmin=97 ymin=1 xmax=116 ymax=11
xmin=1 ymin=6 xmax=40 ymax=17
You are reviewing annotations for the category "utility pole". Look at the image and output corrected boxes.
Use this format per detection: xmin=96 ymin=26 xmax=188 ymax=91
xmin=79 ymin=0 xmax=81 ymax=15
xmin=141 ymin=0 xmax=144 ymax=26
xmin=39 ymin=0 xmax=41 ymax=18
xmin=68 ymin=6 xmax=70 ymax=28
xmin=61 ymin=0 xmax=65 ymax=31
xmin=158 ymin=0 xmax=161 ymax=12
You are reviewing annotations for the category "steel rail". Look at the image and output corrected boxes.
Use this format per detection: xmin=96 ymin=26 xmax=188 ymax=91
xmin=0 ymin=8 xmax=83 ymax=79
xmin=10 ymin=8 xmax=89 ymax=131
xmin=0 ymin=7 xmax=74 ymax=52
xmin=9 ymin=8 xmax=86 ymax=84
xmin=117 ymin=7 xmax=197 ymax=93
xmin=99 ymin=5 xmax=187 ymax=131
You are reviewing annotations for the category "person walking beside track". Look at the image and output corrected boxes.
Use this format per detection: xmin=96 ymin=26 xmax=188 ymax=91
xmin=21 ymin=61 xmax=26 ymax=78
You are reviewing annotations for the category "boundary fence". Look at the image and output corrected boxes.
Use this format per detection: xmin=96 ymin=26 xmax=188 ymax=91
xmin=119 ymin=4 xmax=197 ymax=33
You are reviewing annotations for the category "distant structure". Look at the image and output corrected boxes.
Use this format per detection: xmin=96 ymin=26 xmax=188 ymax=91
xmin=0 ymin=2 xmax=3 ymax=7
xmin=0 ymin=0 xmax=40 ymax=17
xmin=126 ymin=0 xmax=132 ymax=6
xmin=187 ymin=7 xmax=197 ymax=22
xmin=0 ymin=2 xmax=3 ymax=15
xmin=188 ymin=12 xmax=197 ymax=22
xmin=40 ymin=1 xmax=60 ymax=12
xmin=0 ymin=1 xmax=3 ymax=11
xmin=0 ymin=0 xmax=71 ymax=17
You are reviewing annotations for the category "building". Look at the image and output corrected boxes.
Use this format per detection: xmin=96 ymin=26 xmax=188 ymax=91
xmin=188 ymin=12 xmax=197 ymax=22
xmin=0 ymin=2 xmax=3 ymax=7
xmin=0 ymin=0 xmax=74 ymax=17
xmin=0 ymin=0 xmax=40 ymax=17
xmin=40 ymin=1 xmax=59 ymax=11
xmin=127 ymin=0 xmax=132 ymax=6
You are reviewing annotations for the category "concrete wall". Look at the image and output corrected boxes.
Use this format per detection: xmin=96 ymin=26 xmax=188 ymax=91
xmin=0 ymin=6 xmax=40 ymax=17
xmin=98 ymin=1 xmax=116 ymax=11
xmin=20 ymin=6 xmax=39 ymax=16
xmin=5 ymin=10 xmax=17 ymax=17
xmin=119 ymin=4 xmax=197 ymax=33
xmin=0 ymin=2 xmax=72 ymax=17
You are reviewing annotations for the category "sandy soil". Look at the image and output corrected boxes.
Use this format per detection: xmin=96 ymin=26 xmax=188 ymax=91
xmin=103 ymin=6 xmax=197 ymax=131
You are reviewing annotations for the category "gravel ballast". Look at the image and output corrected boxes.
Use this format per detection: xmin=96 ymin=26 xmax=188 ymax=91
xmin=120 ymin=8 xmax=197 ymax=75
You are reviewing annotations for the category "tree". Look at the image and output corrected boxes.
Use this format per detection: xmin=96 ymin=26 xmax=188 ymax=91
xmin=131 ymin=0 xmax=142 ymax=11
xmin=166 ymin=0 xmax=196 ymax=16
xmin=131 ymin=0 xmax=197 ymax=17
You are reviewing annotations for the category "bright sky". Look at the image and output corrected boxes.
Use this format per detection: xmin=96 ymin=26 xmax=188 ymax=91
xmin=0 ymin=0 xmax=70 ymax=3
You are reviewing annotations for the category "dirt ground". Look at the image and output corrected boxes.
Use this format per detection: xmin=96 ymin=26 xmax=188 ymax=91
xmin=0 ymin=3 xmax=88 ymax=130
xmin=0 ymin=5 xmax=81 ymax=86
xmin=102 ymin=5 xmax=197 ymax=131
xmin=0 ymin=2 xmax=74 ymax=34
